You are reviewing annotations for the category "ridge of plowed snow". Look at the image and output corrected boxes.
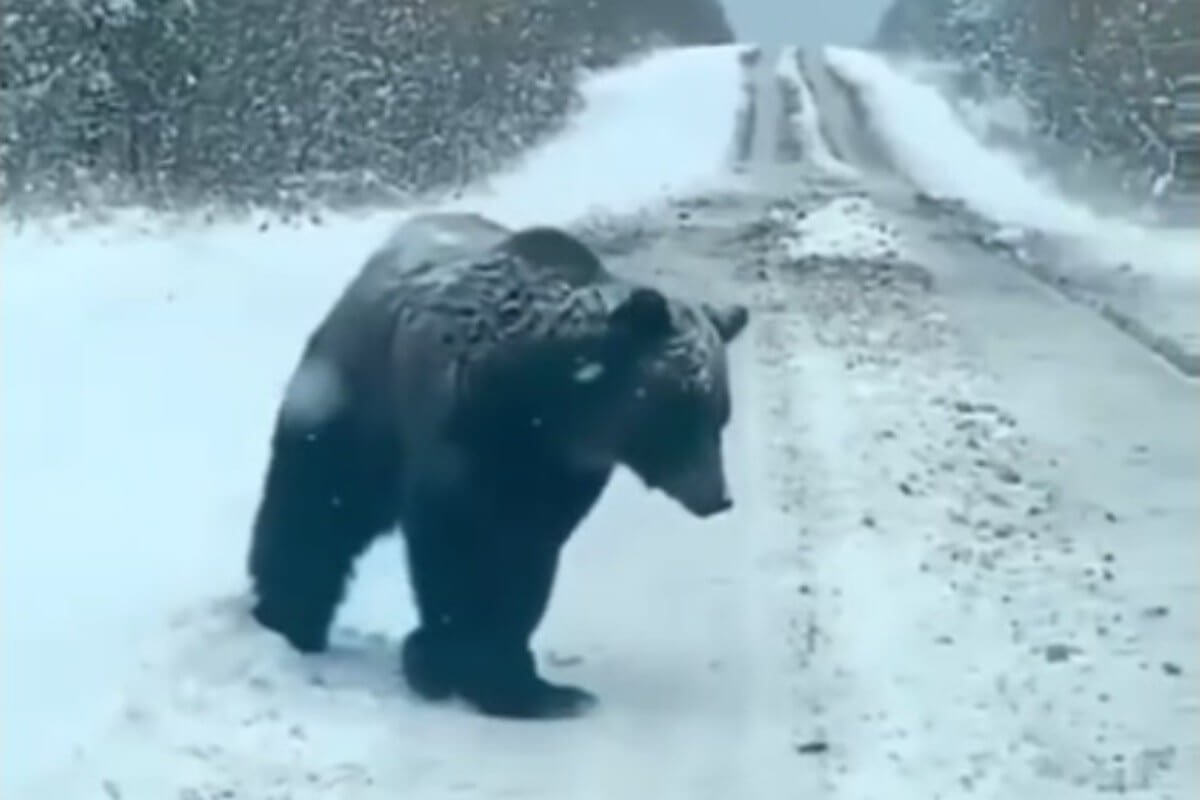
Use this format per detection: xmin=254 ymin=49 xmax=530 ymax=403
xmin=822 ymin=46 xmax=1200 ymax=284
xmin=778 ymin=195 xmax=904 ymax=261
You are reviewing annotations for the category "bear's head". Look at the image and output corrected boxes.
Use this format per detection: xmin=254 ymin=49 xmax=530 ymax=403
xmin=445 ymin=280 xmax=748 ymax=522
xmin=614 ymin=296 xmax=749 ymax=518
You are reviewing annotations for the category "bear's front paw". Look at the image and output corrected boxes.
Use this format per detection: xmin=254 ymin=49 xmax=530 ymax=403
xmin=532 ymin=683 xmax=598 ymax=719
xmin=468 ymin=679 xmax=598 ymax=720
xmin=251 ymin=600 xmax=329 ymax=654
xmin=400 ymin=628 xmax=456 ymax=701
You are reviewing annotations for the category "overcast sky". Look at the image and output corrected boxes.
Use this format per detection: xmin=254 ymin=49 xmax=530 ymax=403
xmin=720 ymin=0 xmax=895 ymax=46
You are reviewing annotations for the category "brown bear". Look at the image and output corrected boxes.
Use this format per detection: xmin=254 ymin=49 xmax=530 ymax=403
xmin=246 ymin=211 xmax=749 ymax=719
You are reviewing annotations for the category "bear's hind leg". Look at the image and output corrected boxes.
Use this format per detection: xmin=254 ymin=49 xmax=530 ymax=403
xmin=248 ymin=411 xmax=398 ymax=653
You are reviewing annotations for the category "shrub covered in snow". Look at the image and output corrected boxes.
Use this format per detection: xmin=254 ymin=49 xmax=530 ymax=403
xmin=0 ymin=0 xmax=732 ymax=215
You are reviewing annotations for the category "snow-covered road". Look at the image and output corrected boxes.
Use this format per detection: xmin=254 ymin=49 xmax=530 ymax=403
xmin=3 ymin=44 xmax=1197 ymax=799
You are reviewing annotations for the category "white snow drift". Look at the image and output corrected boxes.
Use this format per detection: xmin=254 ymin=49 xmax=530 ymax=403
xmin=823 ymin=45 xmax=1200 ymax=284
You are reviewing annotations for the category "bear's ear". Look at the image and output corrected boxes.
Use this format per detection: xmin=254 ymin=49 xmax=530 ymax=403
xmin=502 ymin=227 xmax=607 ymax=286
xmin=609 ymin=287 xmax=673 ymax=342
xmin=703 ymin=303 xmax=750 ymax=343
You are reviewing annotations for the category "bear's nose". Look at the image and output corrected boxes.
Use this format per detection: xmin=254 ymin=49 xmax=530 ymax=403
xmin=693 ymin=495 xmax=733 ymax=518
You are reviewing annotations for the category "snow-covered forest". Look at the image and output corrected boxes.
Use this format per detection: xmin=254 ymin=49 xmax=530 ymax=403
xmin=0 ymin=0 xmax=733 ymax=213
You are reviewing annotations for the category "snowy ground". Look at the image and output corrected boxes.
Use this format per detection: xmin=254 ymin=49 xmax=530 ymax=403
xmin=3 ymin=44 xmax=1198 ymax=799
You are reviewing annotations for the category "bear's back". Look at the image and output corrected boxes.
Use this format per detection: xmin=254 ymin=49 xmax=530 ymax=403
xmin=308 ymin=218 xmax=610 ymax=384
xmin=389 ymin=249 xmax=618 ymax=362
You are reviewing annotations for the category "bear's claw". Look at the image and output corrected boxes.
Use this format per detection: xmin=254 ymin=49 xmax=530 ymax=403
xmin=251 ymin=599 xmax=330 ymax=654
xmin=401 ymin=628 xmax=598 ymax=719
xmin=466 ymin=680 xmax=598 ymax=720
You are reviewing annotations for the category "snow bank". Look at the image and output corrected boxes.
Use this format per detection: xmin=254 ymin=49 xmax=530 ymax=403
xmin=823 ymin=46 xmax=1200 ymax=285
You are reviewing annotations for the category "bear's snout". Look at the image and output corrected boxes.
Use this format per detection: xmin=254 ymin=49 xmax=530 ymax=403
xmin=657 ymin=452 xmax=734 ymax=519
xmin=687 ymin=492 xmax=733 ymax=518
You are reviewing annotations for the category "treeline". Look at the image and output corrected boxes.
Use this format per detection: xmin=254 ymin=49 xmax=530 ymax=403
xmin=0 ymin=0 xmax=732 ymax=214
